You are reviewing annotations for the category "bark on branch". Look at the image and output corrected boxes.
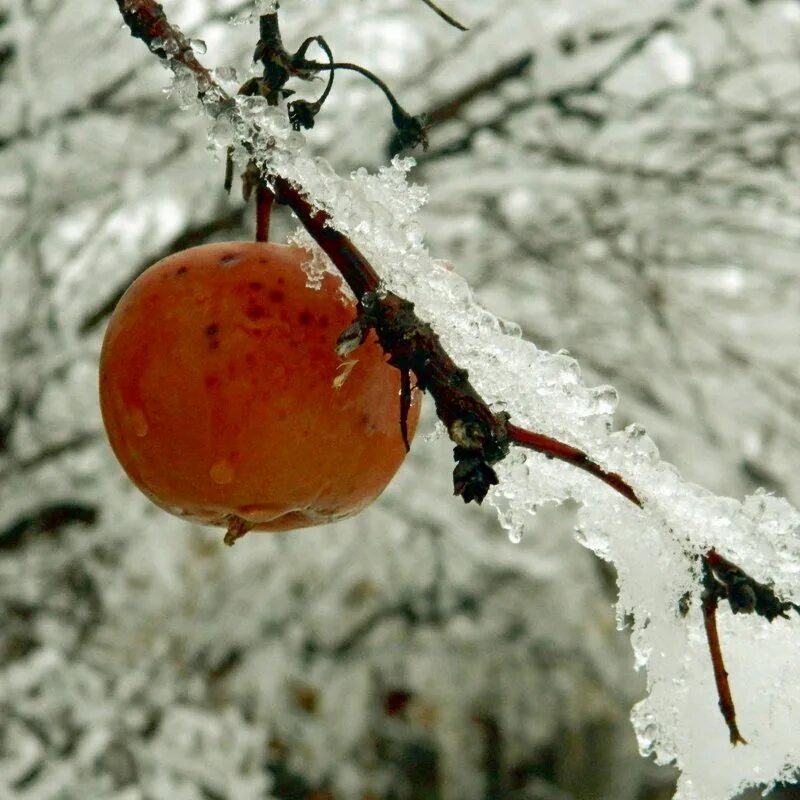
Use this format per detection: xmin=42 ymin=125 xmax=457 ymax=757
xmin=110 ymin=0 xmax=799 ymax=746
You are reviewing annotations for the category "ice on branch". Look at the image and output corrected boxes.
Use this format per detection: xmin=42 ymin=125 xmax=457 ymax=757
xmin=230 ymin=1 xmax=280 ymax=27
xmin=192 ymin=87 xmax=800 ymax=799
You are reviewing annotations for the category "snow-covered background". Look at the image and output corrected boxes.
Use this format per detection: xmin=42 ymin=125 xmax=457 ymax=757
xmin=2 ymin=1 xmax=800 ymax=798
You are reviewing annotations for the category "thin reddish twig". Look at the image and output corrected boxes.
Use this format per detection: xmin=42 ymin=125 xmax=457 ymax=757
xmin=506 ymin=423 xmax=642 ymax=506
xmin=701 ymin=586 xmax=747 ymax=745
xmin=111 ymin=0 xmax=796 ymax=749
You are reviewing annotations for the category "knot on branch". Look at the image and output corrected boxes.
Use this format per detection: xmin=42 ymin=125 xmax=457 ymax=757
xmin=116 ymin=0 xmax=799 ymax=754
xmin=346 ymin=290 xmax=510 ymax=503
xmin=288 ymin=99 xmax=319 ymax=130
xmin=390 ymin=108 xmax=429 ymax=152
xmin=704 ymin=548 xmax=800 ymax=621
xmin=453 ymin=447 xmax=500 ymax=503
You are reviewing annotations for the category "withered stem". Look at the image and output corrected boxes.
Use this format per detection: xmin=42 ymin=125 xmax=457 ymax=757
xmin=255 ymin=184 xmax=274 ymax=242
xmin=506 ymin=423 xmax=642 ymax=507
xmin=701 ymin=586 xmax=747 ymax=745
xmin=224 ymin=515 xmax=254 ymax=546
xmin=418 ymin=0 xmax=469 ymax=31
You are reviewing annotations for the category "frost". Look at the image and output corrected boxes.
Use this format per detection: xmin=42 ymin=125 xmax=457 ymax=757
xmin=230 ymin=0 xmax=279 ymax=27
xmin=5 ymin=1 xmax=800 ymax=799
xmin=198 ymin=62 xmax=800 ymax=800
xmin=150 ymin=36 xmax=180 ymax=57
xmin=166 ymin=66 xmax=200 ymax=111
xmin=286 ymin=229 xmax=341 ymax=291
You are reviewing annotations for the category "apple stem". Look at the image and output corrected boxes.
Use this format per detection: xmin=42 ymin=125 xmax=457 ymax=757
xmin=223 ymin=515 xmax=254 ymax=546
xmin=255 ymin=184 xmax=274 ymax=243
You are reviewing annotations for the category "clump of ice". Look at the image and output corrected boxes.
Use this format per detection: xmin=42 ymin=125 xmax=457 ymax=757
xmin=187 ymin=79 xmax=800 ymax=800
xmin=229 ymin=1 xmax=280 ymax=27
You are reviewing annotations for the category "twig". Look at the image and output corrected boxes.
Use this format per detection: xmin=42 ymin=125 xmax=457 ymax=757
xmin=111 ymin=0 xmax=799 ymax=747
xmin=0 ymin=502 xmax=98 ymax=550
xmin=699 ymin=547 xmax=800 ymax=742
xmin=507 ymin=423 xmax=641 ymax=506
xmin=287 ymin=36 xmax=335 ymax=130
xmin=297 ymin=59 xmax=427 ymax=149
xmin=113 ymin=0 xmax=212 ymax=90
xmin=702 ymin=562 xmax=747 ymax=745
xmin=255 ymin=183 xmax=274 ymax=242
xmin=418 ymin=0 xmax=469 ymax=31
xmin=271 ymin=178 xmax=508 ymax=502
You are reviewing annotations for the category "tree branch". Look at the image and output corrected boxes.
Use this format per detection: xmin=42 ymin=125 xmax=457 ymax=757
xmin=507 ymin=423 xmax=641 ymax=507
xmin=418 ymin=0 xmax=468 ymax=31
xmin=0 ymin=502 xmax=98 ymax=551
xmin=110 ymin=0 xmax=799 ymax=748
xmin=702 ymin=565 xmax=747 ymax=745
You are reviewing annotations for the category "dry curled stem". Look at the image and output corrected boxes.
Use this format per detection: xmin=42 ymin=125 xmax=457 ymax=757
xmin=418 ymin=0 xmax=469 ymax=31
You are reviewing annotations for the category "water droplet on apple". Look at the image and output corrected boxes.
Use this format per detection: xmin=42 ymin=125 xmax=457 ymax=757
xmin=210 ymin=461 xmax=235 ymax=484
xmin=130 ymin=408 xmax=149 ymax=437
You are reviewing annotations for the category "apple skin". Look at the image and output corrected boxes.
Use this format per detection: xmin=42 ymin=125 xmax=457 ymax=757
xmin=99 ymin=242 xmax=421 ymax=532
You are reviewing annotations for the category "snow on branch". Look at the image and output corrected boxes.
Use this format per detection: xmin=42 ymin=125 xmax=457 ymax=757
xmin=113 ymin=2 xmax=800 ymax=798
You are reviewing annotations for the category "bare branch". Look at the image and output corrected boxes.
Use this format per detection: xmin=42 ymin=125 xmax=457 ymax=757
xmin=110 ymin=0 xmax=800 ymax=752
xmin=702 ymin=564 xmax=747 ymax=745
xmin=418 ymin=0 xmax=469 ymax=31
xmin=507 ymin=423 xmax=642 ymax=507
xmin=0 ymin=502 xmax=98 ymax=551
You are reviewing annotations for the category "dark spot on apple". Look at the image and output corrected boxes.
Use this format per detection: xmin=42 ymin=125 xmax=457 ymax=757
xmin=175 ymin=266 xmax=188 ymax=276
xmin=246 ymin=304 xmax=266 ymax=320
xmin=205 ymin=375 xmax=220 ymax=389
xmin=205 ymin=323 xmax=220 ymax=350
xmin=356 ymin=412 xmax=378 ymax=433
xmin=298 ymin=310 xmax=313 ymax=326
xmin=220 ymin=253 xmax=238 ymax=266
xmin=248 ymin=281 xmax=263 ymax=290
xmin=269 ymin=289 xmax=285 ymax=303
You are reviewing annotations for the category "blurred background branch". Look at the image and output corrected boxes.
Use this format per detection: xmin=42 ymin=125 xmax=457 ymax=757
xmin=1 ymin=1 xmax=799 ymax=798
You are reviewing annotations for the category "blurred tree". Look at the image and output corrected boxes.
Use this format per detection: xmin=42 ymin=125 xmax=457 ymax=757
xmin=1 ymin=1 xmax=799 ymax=798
